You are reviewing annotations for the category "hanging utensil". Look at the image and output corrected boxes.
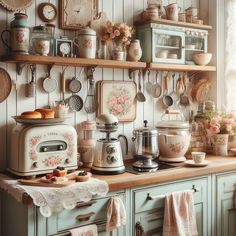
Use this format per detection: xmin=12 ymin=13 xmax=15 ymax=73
xmin=26 ymin=64 xmax=36 ymax=98
xmin=162 ymin=72 xmax=174 ymax=108
xmin=67 ymin=68 xmax=83 ymax=112
xmin=176 ymin=72 xmax=185 ymax=95
xmin=145 ymin=69 xmax=152 ymax=94
xmin=136 ymin=70 xmax=146 ymax=102
xmin=180 ymin=72 xmax=190 ymax=107
xmin=60 ymin=67 xmax=67 ymax=105
xmin=0 ymin=67 xmax=12 ymax=103
xmin=169 ymin=72 xmax=179 ymax=102
xmin=151 ymin=71 xmax=162 ymax=98
xmin=43 ymin=64 xmax=57 ymax=107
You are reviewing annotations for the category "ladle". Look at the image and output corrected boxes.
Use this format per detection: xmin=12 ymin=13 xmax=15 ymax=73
xmin=136 ymin=70 xmax=146 ymax=102
xmin=145 ymin=69 xmax=153 ymax=94
xmin=162 ymin=72 xmax=174 ymax=108
xmin=151 ymin=71 xmax=162 ymax=98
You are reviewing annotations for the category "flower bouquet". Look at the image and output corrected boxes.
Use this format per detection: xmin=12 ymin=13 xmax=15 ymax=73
xmin=206 ymin=112 xmax=236 ymax=155
xmin=102 ymin=21 xmax=133 ymax=60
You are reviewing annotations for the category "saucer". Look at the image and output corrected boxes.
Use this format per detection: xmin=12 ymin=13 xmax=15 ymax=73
xmin=184 ymin=160 xmax=210 ymax=167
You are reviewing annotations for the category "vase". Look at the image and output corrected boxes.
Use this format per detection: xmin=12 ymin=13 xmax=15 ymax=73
xmin=128 ymin=39 xmax=142 ymax=61
xmin=111 ymin=41 xmax=126 ymax=61
xmin=211 ymin=133 xmax=229 ymax=156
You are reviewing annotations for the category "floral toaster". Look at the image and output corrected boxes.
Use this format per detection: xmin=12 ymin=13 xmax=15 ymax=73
xmin=9 ymin=124 xmax=78 ymax=176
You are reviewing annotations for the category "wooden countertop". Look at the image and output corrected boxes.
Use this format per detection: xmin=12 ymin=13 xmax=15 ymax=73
xmin=93 ymin=155 xmax=236 ymax=192
xmin=4 ymin=155 xmax=236 ymax=204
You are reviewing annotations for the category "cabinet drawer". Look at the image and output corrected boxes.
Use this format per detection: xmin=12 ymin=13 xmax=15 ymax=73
xmin=48 ymin=193 xmax=125 ymax=233
xmin=133 ymin=177 xmax=208 ymax=213
xmin=217 ymin=171 xmax=236 ymax=197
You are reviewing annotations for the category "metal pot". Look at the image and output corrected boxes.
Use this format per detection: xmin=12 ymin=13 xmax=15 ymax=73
xmin=156 ymin=120 xmax=190 ymax=162
xmin=132 ymin=120 xmax=159 ymax=157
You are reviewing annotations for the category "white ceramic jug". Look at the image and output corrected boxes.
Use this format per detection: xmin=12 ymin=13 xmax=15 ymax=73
xmin=128 ymin=39 xmax=142 ymax=62
xmin=73 ymin=27 xmax=96 ymax=59
xmin=164 ymin=3 xmax=181 ymax=21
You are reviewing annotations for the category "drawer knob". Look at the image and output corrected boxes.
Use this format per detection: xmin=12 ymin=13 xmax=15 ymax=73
xmin=76 ymin=212 xmax=95 ymax=222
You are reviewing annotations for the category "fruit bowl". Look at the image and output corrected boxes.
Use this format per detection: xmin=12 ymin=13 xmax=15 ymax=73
xmin=192 ymin=53 xmax=212 ymax=66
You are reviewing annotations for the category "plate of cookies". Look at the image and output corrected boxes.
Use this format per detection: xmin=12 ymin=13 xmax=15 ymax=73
xmin=12 ymin=108 xmax=68 ymax=124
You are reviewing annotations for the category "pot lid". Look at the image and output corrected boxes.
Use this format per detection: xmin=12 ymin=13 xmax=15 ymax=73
xmin=133 ymin=120 xmax=157 ymax=135
xmin=78 ymin=27 xmax=96 ymax=36
xmin=156 ymin=120 xmax=190 ymax=129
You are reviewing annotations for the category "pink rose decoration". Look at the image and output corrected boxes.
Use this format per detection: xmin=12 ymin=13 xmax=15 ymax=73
xmin=210 ymin=125 xmax=220 ymax=134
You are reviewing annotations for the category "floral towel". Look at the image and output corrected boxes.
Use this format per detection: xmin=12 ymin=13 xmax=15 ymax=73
xmin=106 ymin=196 xmax=126 ymax=231
xmin=68 ymin=224 xmax=97 ymax=236
xmin=163 ymin=190 xmax=198 ymax=236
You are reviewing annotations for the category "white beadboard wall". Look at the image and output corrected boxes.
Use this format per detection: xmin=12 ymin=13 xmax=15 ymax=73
xmin=0 ymin=0 xmax=204 ymax=171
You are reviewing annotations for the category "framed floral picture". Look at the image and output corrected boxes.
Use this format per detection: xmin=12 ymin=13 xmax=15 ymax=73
xmin=97 ymin=81 xmax=137 ymax=122
xmin=59 ymin=0 xmax=98 ymax=30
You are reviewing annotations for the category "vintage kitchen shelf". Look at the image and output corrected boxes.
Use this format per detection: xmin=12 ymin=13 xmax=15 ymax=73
xmin=1 ymin=54 xmax=146 ymax=75
xmin=135 ymin=19 xmax=213 ymax=30
xmin=147 ymin=62 xmax=216 ymax=72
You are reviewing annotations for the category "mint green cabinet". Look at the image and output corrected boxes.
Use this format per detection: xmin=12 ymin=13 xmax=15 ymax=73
xmin=131 ymin=176 xmax=212 ymax=236
xmin=216 ymin=171 xmax=236 ymax=236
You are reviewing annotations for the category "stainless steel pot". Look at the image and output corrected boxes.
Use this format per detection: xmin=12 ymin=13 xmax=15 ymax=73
xmin=132 ymin=120 xmax=159 ymax=157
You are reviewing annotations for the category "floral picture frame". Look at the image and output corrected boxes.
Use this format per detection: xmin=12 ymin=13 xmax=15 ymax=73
xmin=59 ymin=0 xmax=98 ymax=30
xmin=97 ymin=81 xmax=137 ymax=122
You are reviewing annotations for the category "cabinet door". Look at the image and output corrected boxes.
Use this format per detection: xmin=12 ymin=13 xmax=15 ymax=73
xmin=216 ymin=172 xmax=236 ymax=236
xmin=133 ymin=177 xmax=211 ymax=236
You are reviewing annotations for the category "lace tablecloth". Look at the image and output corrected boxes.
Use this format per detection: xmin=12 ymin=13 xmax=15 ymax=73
xmin=0 ymin=174 xmax=109 ymax=217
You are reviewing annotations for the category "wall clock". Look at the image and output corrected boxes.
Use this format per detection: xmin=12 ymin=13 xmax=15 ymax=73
xmin=59 ymin=0 xmax=98 ymax=30
xmin=38 ymin=3 xmax=57 ymax=22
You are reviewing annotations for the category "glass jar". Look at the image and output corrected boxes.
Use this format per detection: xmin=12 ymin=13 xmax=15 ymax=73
xmin=31 ymin=25 xmax=52 ymax=56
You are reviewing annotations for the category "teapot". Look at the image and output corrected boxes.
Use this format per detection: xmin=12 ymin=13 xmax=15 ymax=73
xmin=164 ymin=3 xmax=181 ymax=21
xmin=73 ymin=27 xmax=96 ymax=59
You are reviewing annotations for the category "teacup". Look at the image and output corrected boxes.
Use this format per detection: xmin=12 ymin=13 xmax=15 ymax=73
xmin=191 ymin=152 xmax=206 ymax=163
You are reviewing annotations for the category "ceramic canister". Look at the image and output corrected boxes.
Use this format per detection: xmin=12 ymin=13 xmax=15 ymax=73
xmin=1 ymin=13 xmax=30 ymax=54
xmin=128 ymin=39 xmax=142 ymax=62
xmin=73 ymin=27 xmax=96 ymax=58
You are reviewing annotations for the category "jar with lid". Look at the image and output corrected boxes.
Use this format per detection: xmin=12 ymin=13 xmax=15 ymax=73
xmin=78 ymin=120 xmax=96 ymax=168
xmin=31 ymin=25 xmax=52 ymax=56
xmin=1 ymin=13 xmax=30 ymax=54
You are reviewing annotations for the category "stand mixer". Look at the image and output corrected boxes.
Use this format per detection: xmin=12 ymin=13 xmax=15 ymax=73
xmin=91 ymin=114 xmax=128 ymax=175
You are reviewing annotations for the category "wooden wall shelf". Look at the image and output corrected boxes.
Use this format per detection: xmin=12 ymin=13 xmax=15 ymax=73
xmin=148 ymin=63 xmax=216 ymax=72
xmin=1 ymin=54 xmax=216 ymax=74
xmin=1 ymin=54 xmax=146 ymax=74
xmin=135 ymin=19 xmax=212 ymax=30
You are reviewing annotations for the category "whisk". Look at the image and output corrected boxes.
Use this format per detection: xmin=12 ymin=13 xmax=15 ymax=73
xmin=84 ymin=75 xmax=97 ymax=113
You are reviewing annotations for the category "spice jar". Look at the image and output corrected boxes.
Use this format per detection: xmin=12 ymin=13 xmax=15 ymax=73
xmin=78 ymin=120 xmax=96 ymax=168
xmin=1 ymin=13 xmax=30 ymax=54
xmin=31 ymin=25 xmax=52 ymax=56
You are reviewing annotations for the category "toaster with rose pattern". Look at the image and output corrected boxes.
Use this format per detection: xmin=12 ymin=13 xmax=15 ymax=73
xmin=9 ymin=124 xmax=78 ymax=176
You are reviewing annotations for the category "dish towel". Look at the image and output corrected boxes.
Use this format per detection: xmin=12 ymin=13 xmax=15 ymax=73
xmin=68 ymin=224 xmax=98 ymax=236
xmin=106 ymin=196 xmax=126 ymax=231
xmin=163 ymin=190 xmax=198 ymax=236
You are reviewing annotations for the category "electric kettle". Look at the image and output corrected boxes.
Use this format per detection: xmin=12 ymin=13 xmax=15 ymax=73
xmin=91 ymin=114 xmax=128 ymax=175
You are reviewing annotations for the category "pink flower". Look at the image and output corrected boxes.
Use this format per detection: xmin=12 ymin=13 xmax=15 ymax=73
xmin=106 ymin=21 xmax=113 ymax=27
xmin=110 ymin=33 xmax=116 ymax=39
xmin=107 ymin=26 xmax=113 ymax=34
xmin=114 ymin=30 xmax=120 ymax=36
xmin=125 ymin=99 xmax=131 ymax=107
xmin=118 ymin=95 xmax=125 ymax=103
xmin=209 ymin=125 xmax=220 ymax=134
xmin=122 ymin=36 xmax=128 ymax=42
xmin=226 ymin=125 xmax=233 ymax=132
xmin=210 ymin=118 xmax=219 ymax=127
xmin=114 ymin=104 xmax=123 ymax=113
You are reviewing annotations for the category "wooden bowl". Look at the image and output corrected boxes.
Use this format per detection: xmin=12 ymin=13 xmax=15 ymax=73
xmin=192 ymin=53 xmax=212 ymax=66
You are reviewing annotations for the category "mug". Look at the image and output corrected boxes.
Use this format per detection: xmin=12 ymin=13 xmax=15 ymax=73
xmin=33 ymin=39 xmax=50 ymax=56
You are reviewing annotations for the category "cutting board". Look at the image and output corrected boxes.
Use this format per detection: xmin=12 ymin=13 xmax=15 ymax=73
xmin=18 ymin=171 xmax=79 ymax=187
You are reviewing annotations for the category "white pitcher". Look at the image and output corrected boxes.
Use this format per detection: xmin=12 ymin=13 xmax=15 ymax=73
xmin=164 ymin=3 xmax=181 ymax=21
xmin=73 ymin=27 xmax=96 ymax=59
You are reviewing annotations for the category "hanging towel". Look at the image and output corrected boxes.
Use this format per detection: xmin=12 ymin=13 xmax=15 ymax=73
xmin=163 ymin=190 xmax=198 ymax=236
xmin=106 ymin=196 xmax=126 ymax=231
xmin=68 ymin=224 xmax=98 ymax=236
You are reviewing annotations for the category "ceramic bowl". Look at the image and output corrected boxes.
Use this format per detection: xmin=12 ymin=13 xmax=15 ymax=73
xmin=192 ymin=53 xmax=212 ymax=66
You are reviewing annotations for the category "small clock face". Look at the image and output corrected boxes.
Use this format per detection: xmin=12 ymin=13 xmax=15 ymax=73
xmin=59 ymin=42 xmax=71 ymax=56
xmin=38 ymin=3 xmax=57 ymax=22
